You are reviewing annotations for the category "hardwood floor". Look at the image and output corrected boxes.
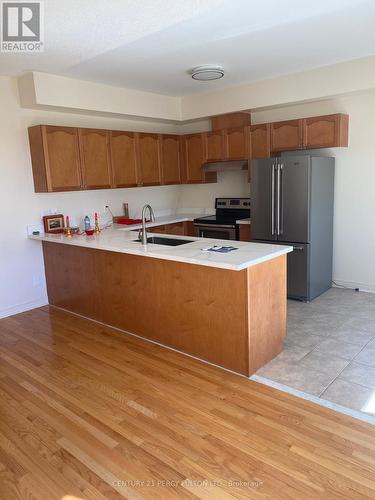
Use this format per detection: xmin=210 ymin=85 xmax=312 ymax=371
xmin=0 ymin=308 xmax=375 ymax=499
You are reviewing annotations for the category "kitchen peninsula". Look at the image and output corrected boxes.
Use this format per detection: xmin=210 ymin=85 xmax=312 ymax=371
xmin=30 ymin=228 xmax=292 ymax=376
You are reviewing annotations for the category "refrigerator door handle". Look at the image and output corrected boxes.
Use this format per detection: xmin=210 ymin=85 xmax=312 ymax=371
xmin=271 ymin=163 xmax=275 ymax=235
xmin=278 ymin=163 xmax=284 ymax=236
xmin=276 ymin=163 xmax=281 ymax=235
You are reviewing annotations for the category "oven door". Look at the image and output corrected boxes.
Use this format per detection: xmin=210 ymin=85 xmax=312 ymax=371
xmin=194 ymin=223 xmax=237 ymax=240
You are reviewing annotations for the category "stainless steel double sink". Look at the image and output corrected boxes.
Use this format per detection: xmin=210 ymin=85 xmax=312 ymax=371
xmin=133 ymin=236 xmax=194 ymax=246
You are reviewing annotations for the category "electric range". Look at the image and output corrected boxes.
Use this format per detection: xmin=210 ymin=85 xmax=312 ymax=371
xmin=193 ymin=198 xmax=251 ymax=240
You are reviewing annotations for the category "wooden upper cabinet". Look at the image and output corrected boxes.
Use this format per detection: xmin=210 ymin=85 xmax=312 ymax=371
xmin=78 ymin=128 xmax=112 ymax=189
xmin=28 ymin=125 xmax=82 ymax=192
xmin=182 ymin=133 xmax=205 ymax=183
xmin=110 ymin=131 xmax=138 ymax=188
xmin=28 ymin=113 xmax=349 ymax=193
xmin=303 ymin=114 xmax=349 ymax=149
xmin=136 ymin=133 xmax=160 ymax=186
xmin=224 ymin=126 xmax=250 ymax=160
xmin=211 ymin=112 xmax=251 ymax=131
xmin=160 ymin=134 xmax=181 ymax=185
xmin=250 ymin=123 xmax=271 ymax=159
xmin=204 ymin=130 xmax=225 ymax=161
xmin=270 ymin=119 xmax=303 ymax=152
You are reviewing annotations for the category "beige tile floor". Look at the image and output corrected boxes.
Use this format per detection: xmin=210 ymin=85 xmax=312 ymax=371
xmin=254 ymin=288 xmax=375 ymax=420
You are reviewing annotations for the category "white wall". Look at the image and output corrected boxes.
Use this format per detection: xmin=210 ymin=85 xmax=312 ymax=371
xmin=179 ymin=170 xmax=250 ymax=211
xmin=252 ymin=91 xmax=375 ymax=292
xmin=0 ymin=76 xmax=248 ymax=318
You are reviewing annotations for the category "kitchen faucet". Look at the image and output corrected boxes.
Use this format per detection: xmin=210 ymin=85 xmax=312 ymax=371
xmin=139 ymin=204 xmax=155 ymax=245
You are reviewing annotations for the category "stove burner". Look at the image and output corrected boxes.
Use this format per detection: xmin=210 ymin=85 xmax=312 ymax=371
xmin=193 ymin=197 xmax=250 ymax=227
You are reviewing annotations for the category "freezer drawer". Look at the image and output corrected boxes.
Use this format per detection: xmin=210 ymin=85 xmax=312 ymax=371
xmin=285 ymin=243 xmax=309 ymax=301
xmin=253 ymin=240 xmax=310 ymax=301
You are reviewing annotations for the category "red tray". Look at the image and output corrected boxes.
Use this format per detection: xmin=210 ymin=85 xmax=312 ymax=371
xmin=116 ymin=218 xmax=149 ymax=225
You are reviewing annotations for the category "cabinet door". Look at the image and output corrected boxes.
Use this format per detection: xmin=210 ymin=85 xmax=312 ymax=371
xmin=184 ymin=221 xmax=195 ymax=237
xmin=42 ymin=126 xmax=82 ymax=192
xmin=183 ymin=134 xmax=205 ymax=183
xmin=79 ymin=129 xmax=112 ymax=189
xmin=225 ymin=126 xmax=249 ymax=160
xmin=163 ymin=222 xmax=185 ymax=235
xmin=271 ymin=119 xmax=303 ymax=152
xmin=148 ymin=225 xmax=166 ymax=234
xmin=250 ymin=124 xmax=271 ymax=159
xmin=205 ymin=130 xmax=225 ymax=161
xmin=303 ymin=114 xmax=349 ymax=149
xmin=137 ymin=133 xmax=161 ymax=186
xmin=239 ymin=224 xmax=252 ymax=242
xmin=160 ymin=134 xmax=181 ymax=185
xmin=110 ymin=131 xmax=138 ymax=187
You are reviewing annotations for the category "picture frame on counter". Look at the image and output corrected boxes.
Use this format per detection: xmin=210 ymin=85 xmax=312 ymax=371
xmin=43 ymin=214 xmax=65 ymax=234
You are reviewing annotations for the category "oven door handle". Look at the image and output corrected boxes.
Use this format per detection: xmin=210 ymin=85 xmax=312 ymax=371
xmin=193 ymin=223 xmax=236 ymax=229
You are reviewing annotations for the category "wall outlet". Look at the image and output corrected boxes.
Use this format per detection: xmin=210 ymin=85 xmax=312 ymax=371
xmin=27 ymin=223 xmax=44 ymax=236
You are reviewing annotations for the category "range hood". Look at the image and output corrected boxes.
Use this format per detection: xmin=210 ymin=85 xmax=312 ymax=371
xmin=202 ymin=160 xmax=249 ymax=172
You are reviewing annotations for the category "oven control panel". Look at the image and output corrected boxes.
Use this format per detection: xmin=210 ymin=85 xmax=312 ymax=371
xmin=216 ymin=198 xmax=251 ymax=209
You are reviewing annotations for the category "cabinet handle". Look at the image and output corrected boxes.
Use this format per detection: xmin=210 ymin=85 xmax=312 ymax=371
xmin=271 ymin=164 xmax=275 ymax=235
xmin=276 ymin=164 xmax=282 ymax=236
xmin=279 ymin=163 xmax=283 ymax=235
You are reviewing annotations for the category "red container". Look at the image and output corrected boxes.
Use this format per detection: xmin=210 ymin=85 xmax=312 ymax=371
xmin=116 ymin=218 xmax=143 ymax=225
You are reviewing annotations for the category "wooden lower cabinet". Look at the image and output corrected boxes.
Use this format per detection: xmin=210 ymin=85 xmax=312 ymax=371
xmin=164 ymin=222 xmax=185 ymax=235
xmin=43 ymin=242 xmax=287 ymax=375
xmin=148 ymin=225 xmax=165 ymax=234
xmin=239 ymin=224 xmax=252 ymax=242
xmin=148 ymin=221 xmax=194 ymax=236
xmin=184 ymin=221 xmax=195 ymax=237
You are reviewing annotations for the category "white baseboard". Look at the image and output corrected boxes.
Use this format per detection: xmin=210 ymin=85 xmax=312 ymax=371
xmin=333 ymin=279 xmax=375 ymax=294
xmin=0 ymin=297 xmax=48 ymax=319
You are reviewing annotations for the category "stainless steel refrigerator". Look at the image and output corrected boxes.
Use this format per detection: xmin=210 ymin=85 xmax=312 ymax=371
xmin=251 ymin=155 xmax=335 ymax=301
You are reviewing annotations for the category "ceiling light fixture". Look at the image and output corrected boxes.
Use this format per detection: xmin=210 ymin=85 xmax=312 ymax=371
xmin=191 ymin=65 xmax=224 ymax=81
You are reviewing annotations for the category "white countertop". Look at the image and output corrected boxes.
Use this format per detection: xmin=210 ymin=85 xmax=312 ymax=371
xmin=113 ymin=213 xmax=205 ymax=231
xmin=236 ymin=218 xmax=251 ymax=225
xmin=29 ymin=225 xmax=292 ymax=271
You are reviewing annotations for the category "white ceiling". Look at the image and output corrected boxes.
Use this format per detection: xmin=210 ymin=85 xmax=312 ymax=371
xmin=2 ymin=0 xmax=375 ymax=96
